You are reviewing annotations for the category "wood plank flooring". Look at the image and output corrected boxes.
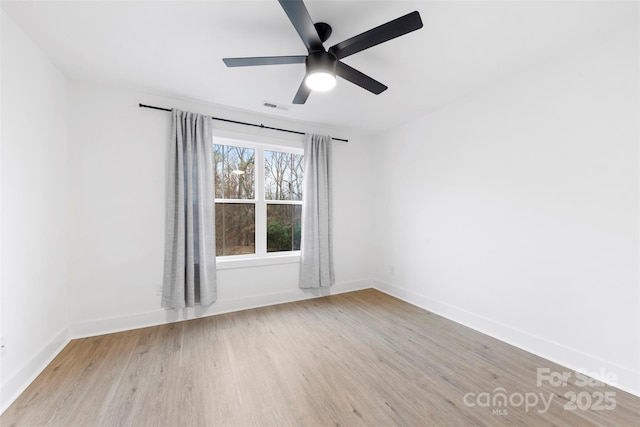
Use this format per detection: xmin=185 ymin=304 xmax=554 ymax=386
xmin=2 ymin=289 xmax=638 ymax=426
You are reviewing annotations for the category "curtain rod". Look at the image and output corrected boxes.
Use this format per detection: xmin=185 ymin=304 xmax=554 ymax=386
xmin=138 ymin=103 xmax=348 ymax=143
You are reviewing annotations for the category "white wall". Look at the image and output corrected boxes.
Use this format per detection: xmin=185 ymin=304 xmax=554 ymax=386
xmin=372 ymin=26 xmax=639 ymax=395
xmin=0 ymin=11 xmax=70 ymax=411
xmin=67 ymin=82 xmax=374 ymax=336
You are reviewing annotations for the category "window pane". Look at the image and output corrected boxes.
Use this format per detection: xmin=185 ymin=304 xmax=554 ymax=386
xmin=265 ymin=151 xmax=303 ymax=201
xmin=214 ymin=144 xmax=255 ymax=199
xmin=267 ymin=204 xmax=301 ymax=252
xmin=215 ymin=203 xmax=255 ymax=256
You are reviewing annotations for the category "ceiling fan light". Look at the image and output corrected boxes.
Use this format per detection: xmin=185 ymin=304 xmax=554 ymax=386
xmin=305 ymin=72 xmax=336 ymax=92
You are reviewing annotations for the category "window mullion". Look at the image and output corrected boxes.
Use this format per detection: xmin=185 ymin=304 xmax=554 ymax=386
xmin=263 ymin=200 xmax=302 ymax=205
xmin=255 ymin=147 xmax=267 ymax=256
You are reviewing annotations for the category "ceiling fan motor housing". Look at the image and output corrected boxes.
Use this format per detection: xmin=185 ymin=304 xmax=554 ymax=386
xmin=306 ymin=51 xmax=337 ymax=75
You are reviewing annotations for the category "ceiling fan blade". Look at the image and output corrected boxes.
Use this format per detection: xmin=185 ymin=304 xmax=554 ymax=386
xmin=329 ymin=11 xmax=423 ymax=60
xmin=292 ymin=78 xmax=311 ymax=104
xmin=223 ymin=56 xmax=306 ymax=67
xmin=278 ymin=0 xmax=324 ymax=53
xmin=335 ymin=61 xmax=387 ymax=94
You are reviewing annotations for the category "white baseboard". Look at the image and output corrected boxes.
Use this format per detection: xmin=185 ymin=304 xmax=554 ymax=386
xmin=0 ymin=327 xmax=71 ymax=414
xmin=70 ymin=279 xmax=373 ymax=339
xmin=373 ymin=279 xmax=640 ymax=397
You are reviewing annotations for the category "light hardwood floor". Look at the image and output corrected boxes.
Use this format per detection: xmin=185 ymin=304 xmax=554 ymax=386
xmin=2 ymin=289 xmax=638 ymax=426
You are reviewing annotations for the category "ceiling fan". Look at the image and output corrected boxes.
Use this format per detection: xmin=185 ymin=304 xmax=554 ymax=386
xmin=222 ymin=0 xmax=423 ymax=105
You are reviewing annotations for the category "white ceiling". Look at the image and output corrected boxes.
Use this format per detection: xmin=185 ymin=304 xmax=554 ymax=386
xmin=2 ymin=0 xmax=636 ymax=134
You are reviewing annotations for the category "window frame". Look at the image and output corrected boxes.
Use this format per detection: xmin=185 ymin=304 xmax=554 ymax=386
xmin=213 ymin=135 xmax=303 ymax=269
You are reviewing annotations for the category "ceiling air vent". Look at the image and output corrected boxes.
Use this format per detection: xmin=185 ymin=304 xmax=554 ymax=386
xmin=262 ymin=101 xmax=291 ymax=111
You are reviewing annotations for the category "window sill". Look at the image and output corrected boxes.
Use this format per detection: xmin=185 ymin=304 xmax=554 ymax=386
xmin=216 ymin=253 xmax=301 ymax=270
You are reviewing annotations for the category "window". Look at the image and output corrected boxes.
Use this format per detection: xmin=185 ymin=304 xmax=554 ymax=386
xmin=214 ymin=138 xmax=303 ymax=259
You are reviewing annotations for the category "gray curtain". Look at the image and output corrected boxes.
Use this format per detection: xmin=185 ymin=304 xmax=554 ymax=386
xmin=299 ymin=134 xmax=335 ymax=288
xmin=162 ymin=109 xmax=217 ymax=308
